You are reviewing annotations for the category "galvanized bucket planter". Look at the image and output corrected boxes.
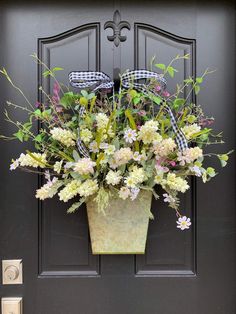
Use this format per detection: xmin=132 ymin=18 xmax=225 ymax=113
xmin=86 ymin=190 xmax=153 ymax=254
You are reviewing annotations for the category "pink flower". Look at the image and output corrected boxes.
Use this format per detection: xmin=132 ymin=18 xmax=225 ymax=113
xmin=168 ymin=161 xmax=176 ymax=167
xmin=155 ymin=85 xmax=162 ymax=92
xmin=137 ymin=110 xmax=146 ymax=116
xmin=162 ymin=90 xmax=170 ymax=97
xmin=35 ymin=101 xmax=41 ymax=108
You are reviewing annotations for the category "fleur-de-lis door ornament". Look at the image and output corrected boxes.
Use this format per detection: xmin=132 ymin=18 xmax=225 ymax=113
xmin=104 ymin=10 xmax=131 ymax=47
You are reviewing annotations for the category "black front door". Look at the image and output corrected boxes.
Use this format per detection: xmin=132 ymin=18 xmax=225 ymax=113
xmin=0 ymin=1 xmax=235 ymax=313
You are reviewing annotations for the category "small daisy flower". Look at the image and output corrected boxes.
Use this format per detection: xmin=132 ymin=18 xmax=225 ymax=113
xmin=176 ymin=216 xmax=191 ymax=230
xmin=133 ymin=152 xmax=142 ymax=162
xmin=100 ymin=142 xmax=109 ymax=149
xmin=104 ymin=145 xmax=116 ymax=156
xmin=163 ymin=193 xmax=176 ymax=204
xmin=124 ymin=128 xmax=137 ymax=144
xmin=189 ymin=165 xmax=202 ymax=177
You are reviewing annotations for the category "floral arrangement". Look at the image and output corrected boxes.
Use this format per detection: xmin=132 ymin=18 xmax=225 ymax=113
xmin=0 ymin=54 xmax=232 ymax=231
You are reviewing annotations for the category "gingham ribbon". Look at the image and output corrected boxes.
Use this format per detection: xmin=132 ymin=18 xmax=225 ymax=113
xmin=121 ymin=69 xmax=167 ymax=91
xmin=69 ymin=70 xmax=188 ymax=155
xmin=69 ymin=71 xmax=114 ymax=91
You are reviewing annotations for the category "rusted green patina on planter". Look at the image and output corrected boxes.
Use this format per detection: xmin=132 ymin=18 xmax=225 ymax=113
xmin=86 ymin=190 xmax=153 ymax=254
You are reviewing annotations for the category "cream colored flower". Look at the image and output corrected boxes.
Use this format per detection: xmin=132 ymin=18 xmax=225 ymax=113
xmin=124 ymin=166 xmax=146 ymax=188
xmin=73 ymin=158 xmax=96 ymax=175
xmin=118 ymin=186 xmax=131 ymax=200
xmin=80 ymin=128 xmax=93 ymax=143
xmin=105 ymin=170 xmax=122 ymax=186
xmin=36 ymin=177 xmax=61 ymax=200
xmin=18 ymin=152 xmax=47 ymax=168
xmin=53 ymin=160 xmax=63 ymax=174
xmin=96 ymin=113 xmax=109 ymax=130
xmin=58 ymin=180 xmax=81 ymax=202
xmin=181 ymin=124 xmax=201 ymax=140
xmin=77 ymin=179 xmax=98 ymax=197
xmin=50 ymin=127 xmax=76 ymax=147
xmin=137 ymin=120 xmax=160 ymax=144
xmin=164 ymin=173 xmax=189 ymax=193
xmin=177 ymin=147 xmax=203 ymax=166
xmin=153 ymin=138 xmax=177 ymax=157
xmin=113 ymin=147 xmax=133 ymax=166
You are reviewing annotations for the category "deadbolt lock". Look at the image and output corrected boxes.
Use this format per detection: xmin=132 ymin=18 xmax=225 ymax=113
xmin=1 ymin=297 xmax=22 ymax=314
xmin=2 ymin=260 xmax=23 ymax=285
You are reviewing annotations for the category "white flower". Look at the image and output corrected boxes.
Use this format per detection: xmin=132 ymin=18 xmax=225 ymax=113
xmin=77 ymin=179 xmax=98 ymax=197
xmin=96 ymin=113 xmax=109 ymax=130
xmin=118 ymin=186 xmax=131 ymax=200
xmin=124 ymin=128 xmax=137 ymax=143
xmin=18 ymin=152 xmax=47 ymax=168
xmin=113 ymin=147 xmax=133 ymax=166
xmin=130 ymin=188 xmax=140 ymax=200
xmin=137 ymin=120 xmax=160 ymax=144
xmin=163 ymin=193 xmax=176 ymax=204
xmin=181 ymin=124 xmax=201 ymax=140
xmin=36 ymin=177 xmax=61 ymax=200
xmin=176 ymin=216 xmax=191 ymax=230
xmin=177 ymin=147 xmax=203 ymax=166
xmin=80 ymin=128 xmax=93 ymax=143
xmin=73 ymin=158 xmax=96 ymax=175
xmin=133 ymin=152 xmax=142 ymax=162
xmin=10 ymin=159 xmax=19 ymax=170
xmin=124 ymin=166 xmax=146 ymax=188
xmin=164 ymin=173 xmax=190 ymax=193
xmin=54 ymin=160 xmax=63 ymax=174
xmin=105 ymin=170 xmax=122 ymax=186
xmin=58 ymin=179 xmax=81 ymax=202
xmin=152 ymin=138 xmax=177 ymax=157
xmin=99 ymin=142 xmax=109 ymax=149
xmin=104 ymin=145 xmax=116 ymax=156
xmin=50 ymin=127 xmax=76 ymax=147
xmin=89 ymin=141 xmax=99 ymax=153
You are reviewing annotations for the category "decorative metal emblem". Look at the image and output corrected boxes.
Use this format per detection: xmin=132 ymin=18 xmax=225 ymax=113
xmin=104 ymin=10 xmax=131 ymax=47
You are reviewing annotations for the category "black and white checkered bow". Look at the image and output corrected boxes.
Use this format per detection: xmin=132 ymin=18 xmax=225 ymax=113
xmin=69 ymin=70 xmax=188 ymax=156
xmin=69 ymin=71 xmax=114 ymax=91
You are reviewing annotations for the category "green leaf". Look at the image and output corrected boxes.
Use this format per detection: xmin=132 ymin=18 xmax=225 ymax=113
xmin=34 ymin=109 xmax=42 ymax=117
xmin=167 ymin=66 xmax=175 ymax=78
xmin=187 ymin=115 xmax=197 ymax=123
xmin=133 ymin=97 xmax=141 ymax=105
xmin=13 ymin=130 xmax=24 ymax=142
xmin=206 ymin=167 xmax=216 ymax=177
xmin=81 ymin=90 xmax=88 ymax=97
xmin=155 ymin=63 xmax=166 ymax=71
xmin=173 ymin=98 xmax=185 ymax=109
xmin=73 ymin=150 xmax=80 ymax=161
xmin=153 ymin=96 xmax=162 ymax=105
xmin=34 ymin=134 xmax=42 ymax=143
xmin=52 ymin=67 xmax=64 ymax=72
xmin=42 ymin=70 xmax=51 ymax=77
xmin=194 ymin=85 xmax=200 ymax=94
xmin=196 ymin=77 xmax=203 ymax=84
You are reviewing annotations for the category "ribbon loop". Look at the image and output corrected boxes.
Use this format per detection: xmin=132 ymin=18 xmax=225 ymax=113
xmin=121 ymin=69 xmax=167 ymax=91
xmin=69 ymin=71 xmax=114 ymax=91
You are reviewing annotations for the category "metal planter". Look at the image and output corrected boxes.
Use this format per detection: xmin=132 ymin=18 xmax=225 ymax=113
xmin=86 ymin=190 xmax=153 ymax=254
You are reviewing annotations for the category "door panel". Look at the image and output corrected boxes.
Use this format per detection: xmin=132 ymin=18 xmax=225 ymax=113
xmin=0 ymin=1 xmax=235 ymax=314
